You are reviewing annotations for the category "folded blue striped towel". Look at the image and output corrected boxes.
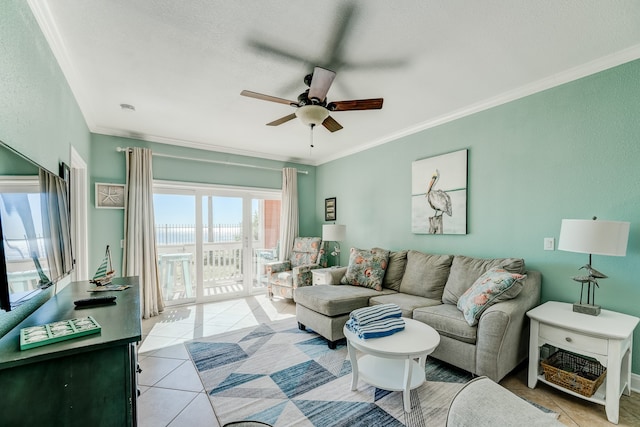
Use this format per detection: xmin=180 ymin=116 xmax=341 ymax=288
xmin=349 ymin=303 xmax=402 ymax=326
xmin=346 ymin=317 xmax=405 ymax=340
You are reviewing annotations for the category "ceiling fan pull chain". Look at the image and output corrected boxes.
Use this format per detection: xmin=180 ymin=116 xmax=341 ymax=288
xmin=309 ymin=124 xmax=315 ymax=149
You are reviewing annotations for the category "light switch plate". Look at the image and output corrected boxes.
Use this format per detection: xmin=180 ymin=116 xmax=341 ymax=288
xmin=544 ymin=237 xmax=555 ymax=251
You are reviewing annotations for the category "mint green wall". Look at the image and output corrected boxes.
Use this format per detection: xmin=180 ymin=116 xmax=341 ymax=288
xmin=317 ymin=59 xmax=640 ymax=373
xmin=0 ymin=0 xmax=90 ymax=334
xmin=89 ymin=134 xmax=316 ymax=272
xmin=0 ymin=0 xmax=90 ymax=170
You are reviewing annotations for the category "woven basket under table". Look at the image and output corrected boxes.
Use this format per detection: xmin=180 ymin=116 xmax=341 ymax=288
xmin=541 ymin=350 xmax=607 ymax=397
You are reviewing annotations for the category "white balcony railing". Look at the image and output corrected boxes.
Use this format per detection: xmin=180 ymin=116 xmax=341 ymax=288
xmin=155 ymin=225 xmax=275 ymax=301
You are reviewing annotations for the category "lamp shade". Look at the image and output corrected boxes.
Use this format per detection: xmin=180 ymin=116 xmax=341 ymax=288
xmin=558 ymin=219 xmax=630 ymax=256
xmin=322 ymin=224 xmax=346 ymax=242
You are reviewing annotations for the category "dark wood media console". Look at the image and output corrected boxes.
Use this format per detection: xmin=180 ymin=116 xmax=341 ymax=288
xmin=0 ymin=276 xmax=141 ymax=426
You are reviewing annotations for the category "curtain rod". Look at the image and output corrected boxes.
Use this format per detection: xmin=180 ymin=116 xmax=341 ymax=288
xmin=116 ymin=147 xmax=308 ymax=174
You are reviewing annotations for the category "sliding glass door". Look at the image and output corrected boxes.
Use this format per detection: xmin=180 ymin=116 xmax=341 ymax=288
xmin=200 ymin=195 xmax=244 ymax=298
xmin=252 ymin=197 xmax=281 ymax=292
xmin=154 ymin=191 xmax=197 ymax=305
xmin=154 ymin=182 xmax=280 ymax=306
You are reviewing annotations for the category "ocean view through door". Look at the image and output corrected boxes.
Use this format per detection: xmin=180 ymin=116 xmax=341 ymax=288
xmin=154 ymin=183 xmax=280 ymax=306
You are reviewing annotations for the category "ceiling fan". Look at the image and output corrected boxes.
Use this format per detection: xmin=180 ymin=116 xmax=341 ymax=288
xmin=247 ymin=2 xmax=405 ymax=98
xmin=240 ymin=66 xmax=383 ymax=133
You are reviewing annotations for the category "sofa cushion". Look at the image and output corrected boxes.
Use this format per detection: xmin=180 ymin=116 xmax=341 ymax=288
xmin=340 ymin=247 xmax=390 ymax=291
xmin=442 ymin=255 xmax=525 ymax=305
xmin=382 ymin=250 xmax=408 ymax=291
xmin=399 ymin=251 xmax=453 ymax=299
xmin=413 ymin=304 xmax=477 ymax=344
xmin=457 ymin=267 xmax=526 ymax=326
xmin=294 ymin=284 xmax=395 ymax=317
xmin=369 ymin=292 xmax=441 ymax=318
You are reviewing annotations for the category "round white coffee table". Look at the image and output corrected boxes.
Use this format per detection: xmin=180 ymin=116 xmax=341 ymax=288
xmin=344 ymin=317 xmax=440 ymax=412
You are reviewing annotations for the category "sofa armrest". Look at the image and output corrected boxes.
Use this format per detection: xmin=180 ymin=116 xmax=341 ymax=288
xmin=326 ymin=266 xmax=348 ymax=285
xmin=292 ymin=264 xmax=322 ymax=288
xmin=266 ymin=261 xmax=291 ymax=275
xmin=475 ymin=270 xmax=541 ymax=381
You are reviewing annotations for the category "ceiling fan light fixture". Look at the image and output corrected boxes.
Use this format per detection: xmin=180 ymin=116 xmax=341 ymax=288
xmin=295 ymin=105 xmax=329 ymax=127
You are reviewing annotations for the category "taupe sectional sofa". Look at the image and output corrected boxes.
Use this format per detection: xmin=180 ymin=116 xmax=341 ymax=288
xmin=294 ymin=250 xmax=541 ymax=382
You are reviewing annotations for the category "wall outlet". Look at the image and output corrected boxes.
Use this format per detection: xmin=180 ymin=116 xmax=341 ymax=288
xmin=544 ymin=237 xmax=555 ymax=251
xmin=120 ymin=239 xmax=124 ymax=248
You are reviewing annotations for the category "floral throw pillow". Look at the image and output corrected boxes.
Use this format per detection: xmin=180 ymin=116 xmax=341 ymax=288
xmin=340 ymin=248 xmax=390 ymax=291
xmin=457 ymin=267 xmax=527 ymax=326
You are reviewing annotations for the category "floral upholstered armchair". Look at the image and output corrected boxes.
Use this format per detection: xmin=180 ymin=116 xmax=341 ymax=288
xmin=266 ymin=237 xmax=326 ymax=299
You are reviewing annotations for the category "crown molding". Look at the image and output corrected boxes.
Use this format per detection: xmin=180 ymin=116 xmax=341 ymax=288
xmin=91 ymin=126 xmax=315 ymax=166
xmin=315 ymin=44 xmax=640 ymax=165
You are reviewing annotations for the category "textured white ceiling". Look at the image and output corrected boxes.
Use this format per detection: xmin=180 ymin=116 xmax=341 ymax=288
xmin=29 ymin=0 xmax=640 ymax=165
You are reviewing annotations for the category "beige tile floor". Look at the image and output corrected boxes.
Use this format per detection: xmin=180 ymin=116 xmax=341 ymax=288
xmin=137 ymin=295 xmax=297 ymax=427
xmin=137 ymin=296 xmax=640 ymax=426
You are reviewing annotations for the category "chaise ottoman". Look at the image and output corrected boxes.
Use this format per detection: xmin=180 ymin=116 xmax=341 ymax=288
xmin=294 ymin=283 xmax=396 ymax=348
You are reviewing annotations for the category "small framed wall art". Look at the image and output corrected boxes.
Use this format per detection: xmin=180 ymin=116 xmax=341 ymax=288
xmin=95 ymin=183 xmax=125 ymax=209
xmin=325 ymin=197 xmax=337 ymax=221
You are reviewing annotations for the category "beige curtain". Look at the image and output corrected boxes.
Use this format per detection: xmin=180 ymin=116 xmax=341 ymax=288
xmin=278 ymin=168 xmax=299 ymax=261
xmin=122 ymin=147 xmax=164 ymax=318
xmin=39 ymin=169 xmax=72 ymax=282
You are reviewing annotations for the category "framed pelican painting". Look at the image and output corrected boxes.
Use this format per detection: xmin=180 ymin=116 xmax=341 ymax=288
xmin=411 ymin=149 xmax=467 ymax=234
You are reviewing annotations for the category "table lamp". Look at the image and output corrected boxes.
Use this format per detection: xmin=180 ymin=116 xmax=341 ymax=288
xmin=558 ymin=217 xmax=630 ymax=316
xmin=322 ymin=224 xmax=346 ymax=266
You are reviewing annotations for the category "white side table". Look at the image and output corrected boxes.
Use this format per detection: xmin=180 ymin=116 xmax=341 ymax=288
xmin=527 ymin=301 xmax=639 ymax=424
xmin=312 ymin=266 xmax=347 ymax=285
xmin=344 ymin=318 xmax=440 ymax=412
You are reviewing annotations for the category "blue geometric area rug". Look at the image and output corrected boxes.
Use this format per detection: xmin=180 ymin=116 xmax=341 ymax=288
xmin=184 ymin=318 xmax=475 ymax=427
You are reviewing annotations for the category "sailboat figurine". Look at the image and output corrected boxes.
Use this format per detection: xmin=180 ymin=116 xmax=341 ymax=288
xmin=90 ymin=245 xmax=115 ymax=286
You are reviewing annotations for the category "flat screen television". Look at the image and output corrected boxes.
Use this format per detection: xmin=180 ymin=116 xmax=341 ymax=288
xmin=0 ymin=141 xmax=74 ymax=312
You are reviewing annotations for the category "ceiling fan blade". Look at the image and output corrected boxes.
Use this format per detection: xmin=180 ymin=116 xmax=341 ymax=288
xmin=247 ymin=39 xmax=312 ymax=68
xmin=338 ymin=58 xmax=408 ymax=71
xmin=308 ymin=67 xmax=336 ymax=102
xmin=241 ymin=90 xmax=297 ymax=106
xmin=322 ymin=115 xmax=343 ymax=132
xmin=322 ymin=3 xmax=357 ymax=69
xmin=266 ymin=113 xmax=297 ymax=126
xmin=328 ymin=98 xmax=384 ymax=111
